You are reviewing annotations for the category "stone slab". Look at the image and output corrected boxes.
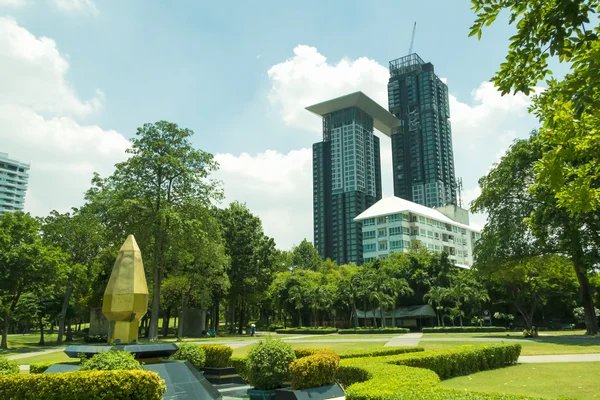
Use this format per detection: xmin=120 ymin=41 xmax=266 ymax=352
xmin=145 ymin=360 xmax=223 ymax=400
xmin=275 ymin=384 xmax=344 ymax=400
xmin=63 ymin=343 xmax=177 ymax=359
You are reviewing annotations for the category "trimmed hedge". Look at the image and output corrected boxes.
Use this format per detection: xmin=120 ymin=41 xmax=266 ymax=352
xmin=294 ymin=348 xmax=337 ymax=359
xmin=0 ymin=370 xmax=165 ymax=400
xmin=289 ymin=352 xmax=340 ymax=390
xmin=275 ymin=328 xmax=338 ymax=334
xmin=338 ymin=343 xmax=535 ymax=400
xmin=388 ymin=344 xmax=521 ymax=380
xmin=230 ymin=356 xmax=248 ymax=381
xmin=338 ymin=328 xmax=409 ymax=334
xmin=0 ymin=356 xmax=19 ymax=375
xmin=198 ymin=345 xmax=233 ymax=368
xmin=170 ymin=343 xmax=206 ymax=369
xmin=338 ymin=346 xmax=424 ymax=359
xmin=30 ymin=362 xmax=73 ymax=374
xmin=247 ymin=340 xmax=296 ymax=390
xmin=80 ymin=350 xmax=142 ymax=371
xmin=422 ymin=327 xmax=506 ymax=333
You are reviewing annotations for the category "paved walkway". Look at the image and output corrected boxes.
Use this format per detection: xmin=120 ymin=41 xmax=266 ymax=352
xmin=5 ymin=347 xmax=63 ymax=361
xmin=519 ymin=354 xmax=600 ymax=363
xmin=385 ymin=332 xmax=423 ymax=347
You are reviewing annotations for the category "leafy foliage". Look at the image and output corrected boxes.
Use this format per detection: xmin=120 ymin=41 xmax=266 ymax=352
xmin=337 ymin=328 xmax=409 ymax=334
xmin=469 ymin=0 xmax=600 ymax=214
xmin=246 ymin=340 xmax=296 ymax=390
xmin=169 ymin=343 xmax=206 ymax=369
xmin=80 ymin=350 xmax=142 ymax=371
xmin=337 ymin=346 xmax=424 ymax=359
xmin=229 ymin=356 xmax=249 ymax=381
xmin=0 ymin=356 xmax=18 ymax=375
xmin=275 ymin=328 xmax=337 ymax=334
xmin=422 ymin=327 xmax=505 ymax=333
xmin=0 ymin=370 xmax=165 ymax=400
xmin=198 ymin=344 xmax=233 ymax=368
xmin=289 ymin=352 xmax=340 ymax=390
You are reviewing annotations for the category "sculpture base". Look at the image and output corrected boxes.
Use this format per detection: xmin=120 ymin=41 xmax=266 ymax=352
xmin=64 ymin=343 xmax=178 ymax=359
xmin=110 ymin=321 xmax=139 ymax=344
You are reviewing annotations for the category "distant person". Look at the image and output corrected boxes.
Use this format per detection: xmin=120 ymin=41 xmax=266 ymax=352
xmin=250 ymin=323 xmax=256 ymax=337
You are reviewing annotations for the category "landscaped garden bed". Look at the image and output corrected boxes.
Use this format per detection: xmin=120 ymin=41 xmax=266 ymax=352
xmin=338 ymin=327 xmax=409 ymax=334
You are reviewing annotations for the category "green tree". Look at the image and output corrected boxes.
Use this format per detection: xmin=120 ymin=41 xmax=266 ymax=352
xmin=219 ymin=202 xmax=278 ymax=333
xmin=290 ymin=239 xmax=322 ymax=272
xmin=0 ymin=212 xmax=64 ymax=349
xmin=472 ymin=132 xmax=600 ymax=334
xmin=85 ymin=121 xmax=221 ymax=340
xmin=424 ymin=287 xmax=447 ymax=327
xmin=469 ymin=0 xmax=600 ymax=214
xmin=41 ymin=207 xmax=105 ymax=344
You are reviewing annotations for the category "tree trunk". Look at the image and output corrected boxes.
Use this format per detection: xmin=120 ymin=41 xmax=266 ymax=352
xmin=38 ymin=317 xmax=45 ymax=346
xmin=66 ymin=320 xmax=73 ymax=342
xmin=230 ymin=300 xmax=236 ymax=333
xmin=380 ymin=308 xmax=385 ymax=328
xmin=1 ymin=309 xmax=10 ymax=349
xmin=573 ymin=260 xmax=599 ymax=335
xmin=162 ymin=309 xmax=170 ymax=338
xmin=372 ymin=309 xmax=377 ymax=328
xmin=57 ymin=280 xmax=74 ymax=345
xmin=352 ymin=300 xmax=359 ymax=328
xmin=298 ymin=310 xmax=303 ymax=327
xmin=391 ymin=300 xmax=397 ymax=328
xmin=237 ymin=299 xmax=245 ymax=335
xmin=213 ymin=298 xmax=220 ymax=331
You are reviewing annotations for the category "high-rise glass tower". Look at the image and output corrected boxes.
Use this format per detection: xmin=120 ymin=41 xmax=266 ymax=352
xmin=388 ymin=54 xmax=456 ymax=208
xmin=307 ymin=92 xmax=399 ymax=265
xmin=0 ymin=152 xmax=30 ymax=214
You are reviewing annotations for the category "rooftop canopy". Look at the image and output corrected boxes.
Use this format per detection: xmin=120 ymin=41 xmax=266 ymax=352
xmin=305 ymin=91 xmax=401 ymax=137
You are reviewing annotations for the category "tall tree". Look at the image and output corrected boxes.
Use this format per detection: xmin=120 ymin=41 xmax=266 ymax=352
xmin=85 ymin=121 xmax=221 ymax=340
xmin=472 ymin=132 xmax=600 ymax=334
xmin=41 ymin=207 xmax=105 ymax=344
xmin=219 ymin=202 xmax=278 ymax=333
xmin=0 ymin=212 xmax=64 ymax=349
xmin=290 ymin=239 xmax=323 ymax=271
xmin=469 ymin=0 xmax=600 ymax=214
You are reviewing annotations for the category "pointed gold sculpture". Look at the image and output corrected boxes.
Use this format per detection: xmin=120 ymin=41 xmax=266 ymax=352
xmin=102 ymin=235 xmax=149 ymax=344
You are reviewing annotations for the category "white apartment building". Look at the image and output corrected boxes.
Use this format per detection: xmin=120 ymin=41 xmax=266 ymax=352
xmin=0 ymin=152 xmax=30 ymax=214
xmin=354 ymin=196 xmax=481 ymax=267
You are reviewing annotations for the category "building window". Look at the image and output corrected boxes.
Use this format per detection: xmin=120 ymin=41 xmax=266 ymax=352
xmin=364 ymin=243 xmax=376 ymax=252
xmin=377 ymin=217 xmax=387 ymax=224
xmin=389 ymin=226 xmax=402 ymax=236
xmin=378 ymin=229 xmax=387 ymax=238
xmin=388 ymin=213 xmax=402 ymax=223
xmin=379 ymin=242 xmax=388 ymax=251
xmin=427 ymin=230 xmax=433 ymax=238
xmin=363 ymin=230 xmax=376 ymax=239
xmin=420 ymin=229 xmax=426 ymax=237
xmin=390 ymin=240 xmax=402 ymax=249
xmin=418 ymin=216 xmax=425 ymax=223
xmin=363 ymin=218 xmax=375 ymax=226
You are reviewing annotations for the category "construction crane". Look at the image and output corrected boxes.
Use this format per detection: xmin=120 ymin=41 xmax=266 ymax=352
xmin=408 ymin=22 xmax=417 ymax=54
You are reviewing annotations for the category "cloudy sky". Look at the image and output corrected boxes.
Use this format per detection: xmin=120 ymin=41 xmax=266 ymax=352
xmin=0 ymin=0 xmax=553 ymax=249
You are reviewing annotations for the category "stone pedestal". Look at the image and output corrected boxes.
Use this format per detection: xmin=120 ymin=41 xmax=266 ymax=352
xmin=89 ymin=307 xmax=109 ymax=336
xmin=183 ymin=308 xmax=207 ymax=337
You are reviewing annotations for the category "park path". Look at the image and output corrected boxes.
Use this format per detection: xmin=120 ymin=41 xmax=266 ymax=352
xmin=5 ymin=347 xmax=63 ymax=361
xmin=518 ymin=354 xmax=600 ymax=363
xmin=384 ymin=332 xmax=423 ymax=347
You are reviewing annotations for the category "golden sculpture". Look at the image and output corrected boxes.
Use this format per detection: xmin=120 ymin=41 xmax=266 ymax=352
xmin=102 ymin=235 xmax=149 ymax=344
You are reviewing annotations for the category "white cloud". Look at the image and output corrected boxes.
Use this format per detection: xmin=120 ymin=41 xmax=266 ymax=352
xmin=214 ymin=149 xmax=313 ymax=250
xmin=0 ymin=18 xmax=129 ymax=217
xmin=267 ymin=45 xmax=390 ymax=134
xmin=0 ymin=17 xmax=103 ymax=116
xmin=52 ymin=0 xmax=97 ymax=14
xmin=222 ymin=45 xmax=538 ymax=249
xmin=0 ymin=0 xmax=25 ymax=7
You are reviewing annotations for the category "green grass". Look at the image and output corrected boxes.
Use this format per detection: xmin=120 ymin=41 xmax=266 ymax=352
xmin=424 ymin=330 xmax=590 ymax=338
xmin=420 ymin=340 xmax=600 ymax=356
xmin=285 ymin=334 xmax=398 ymax=340
xmin=14 ymin=351 xmax=72 ymax=365
xmin=442 ymin=362 xmax=600 ymax=399
xmin=231 ymin=340 xmax=385 ymax=357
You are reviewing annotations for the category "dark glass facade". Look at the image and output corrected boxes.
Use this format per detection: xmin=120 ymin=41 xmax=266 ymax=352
xmin=313 ymin=107 xmax=382 ymax=265
xmin=388 ymin=54 xmax=456 ymax=208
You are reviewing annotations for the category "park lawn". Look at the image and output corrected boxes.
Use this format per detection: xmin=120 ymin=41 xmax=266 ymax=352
xmin=15 ymin=351 xmax=72 ymax=365
xmin=441 ymin=362 xmax=600 ymax=399
xmin=285 ymin=334 xmax=396 ymax=340
xmin=231 ymin=340 xmax=385 ymax=357
xmin=5 ymin=333 xmax=83 ymax=351
xmin=424 ymin=330 xmax=589 ymax=339
xmin=419 ymin=340 xmax=600 ymax=355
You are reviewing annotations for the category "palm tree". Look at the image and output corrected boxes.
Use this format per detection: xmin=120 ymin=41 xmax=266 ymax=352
xmin=424 ymin=286 xmax=447 ymax=327
xmin=446 ymin=281 xmax=471 ymax=327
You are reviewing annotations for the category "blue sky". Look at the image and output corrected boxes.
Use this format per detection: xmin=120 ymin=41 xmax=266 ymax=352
xmin=0 ymin=0 xmax=553 ymax=249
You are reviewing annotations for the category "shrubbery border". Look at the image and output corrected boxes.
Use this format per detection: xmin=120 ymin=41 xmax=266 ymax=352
xmin=422 ymin=327 xmax=506 ymax=333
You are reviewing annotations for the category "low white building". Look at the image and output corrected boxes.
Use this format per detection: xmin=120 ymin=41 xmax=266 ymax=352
xmin=354 ymin=196 xmax=481 ymax=267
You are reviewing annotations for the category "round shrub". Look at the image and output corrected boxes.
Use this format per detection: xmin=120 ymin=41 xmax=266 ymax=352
xmin=169 ymin=343 xmax=206 ymax=369
xmin=289 ymin=352 xmax=340 ymax=390
xmin=80 ymin=350 xmax=142 ymax=371
xmin=0 ymin=356 xmax=19 ymax=375
xmin=247 ymin=339 xmax=296 ymax=390
xmin=198 ymin=344 xmax=233 ymax=368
